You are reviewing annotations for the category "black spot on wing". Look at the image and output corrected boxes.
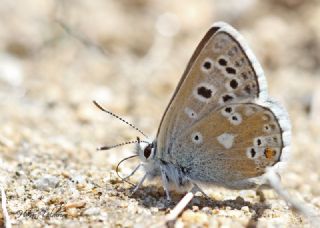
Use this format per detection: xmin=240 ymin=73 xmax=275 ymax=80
xmin=230 ymin=79 xmax=238 ymax=89
xmin=225 ymin=107 xmax=232 ymax=113
xmin=197 ymin=86 xmax=212 ymax=98
xmin=222 ymin=94 xmax=234 ymax=102
xmin=226 ymin=67 xmax=236 ymax=74
xmin=250 ymin=148 xmax=256 ymax=158
xmin=203 ymin=61 xmax=212 ymax=70
xmin=218 ymin=58 xmax=227 ymax=66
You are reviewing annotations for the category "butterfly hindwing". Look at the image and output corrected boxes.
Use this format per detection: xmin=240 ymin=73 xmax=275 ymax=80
xmin=172 ymin=102 xmax=288 ymax=186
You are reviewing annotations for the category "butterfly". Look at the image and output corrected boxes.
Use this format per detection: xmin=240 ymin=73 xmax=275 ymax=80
xmin=95 ymin=22 xmax=319 ymax=222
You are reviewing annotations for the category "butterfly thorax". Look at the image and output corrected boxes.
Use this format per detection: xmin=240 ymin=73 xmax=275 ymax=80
xmin=137 ymin=141 xmax=192 ymax=190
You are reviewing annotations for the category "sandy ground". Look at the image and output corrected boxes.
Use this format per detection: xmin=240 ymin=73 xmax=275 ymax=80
xmin=1 ymin=0 xmax=320 ymax=227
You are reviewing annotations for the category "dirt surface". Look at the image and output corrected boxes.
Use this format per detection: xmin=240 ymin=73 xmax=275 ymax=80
xmin=1 ymin=0 xmax=320 ymax=227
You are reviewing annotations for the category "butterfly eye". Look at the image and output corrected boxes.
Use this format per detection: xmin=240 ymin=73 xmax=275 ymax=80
xmin=144 ymin=145 xmax=152 ymax=159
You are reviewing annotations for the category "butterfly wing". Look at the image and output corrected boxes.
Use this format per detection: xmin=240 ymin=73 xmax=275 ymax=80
xmin=172 ymin=101 xmax=290 ymax=187
xmin=156 ymin=22 xmax=290 ymax=185
xmin=157 ymin=22 xmax=267 ymax=158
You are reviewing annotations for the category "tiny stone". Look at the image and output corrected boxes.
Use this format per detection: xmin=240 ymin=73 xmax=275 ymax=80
xmin=76 ymin=183 xmax=86 ymax=190
xmin=70 ymin=187 xmax=80 ymax=198
xmin=228 ymin=209 xmax=242 ymax=217
xmin=192 ymin=197 xmax=201 ymax=205
xmin=235 ymin=196 xmax=245 ymax=204
xmin=99 ymin=212 xmax=109 ymax=221
xmin=156 ymin=202 xmax=165 ymax=209
xmin=241 ymin=206 xmax=250 ymax=213
xmin=83 ymin=207 xmax=101 ymax=216
xmin=66 ymin=208 xmax=78 ymax=218
xmin=34 ymin=175 xmax=59 ymax=191
xmin=48 ymin=196 xmax=63 ymax=204
xmin=127 ymin=203 xmax=138 ymax=214
xmin=212 ymin=209 xmax=219 ymax=214
xmin=239 ymin=190 xmax=256 ymax=198
xmin=175 ymin=219 xmax=185 ymax=228
xmin=35 ymin=200 xmax=46 ymax=209
xmin=61 ymin=171 xmax=70 ymax=178
xmin=150 ymin=207 xmax=159 ymax=213
xmin=201 ymin=207 xmax=212 ymax=214
xmin=16 ymin=186 xmax=25 ymax=197
xmin=181 ymin=210 xmax=208 ymax=224
xmin=73 ymin=175 xmax=86 ymax=184
xmin=120 ymin=201 xmax=128 ymax=208
xmin=192 ymin=206 xmax=199 ymax=212
xmin=65 ymin=201 xmax=86 ymax=209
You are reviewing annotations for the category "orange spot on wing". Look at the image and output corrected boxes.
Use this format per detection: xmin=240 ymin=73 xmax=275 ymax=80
xmin=264 ymin=147 xmax=276 ymax=159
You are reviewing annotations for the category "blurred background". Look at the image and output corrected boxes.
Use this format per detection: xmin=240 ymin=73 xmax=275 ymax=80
xmin=0 ymin=0 xmax=320 ymax=227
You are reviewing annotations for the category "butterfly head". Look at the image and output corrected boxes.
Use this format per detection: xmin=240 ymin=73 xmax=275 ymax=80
xmin=136 ymin=137 xmax=156 ymax=162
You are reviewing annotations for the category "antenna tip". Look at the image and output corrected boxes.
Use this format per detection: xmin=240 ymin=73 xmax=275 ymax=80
xmin=92 ymin=100 xmax=105 ymax=111
xmin=96 ymin=146 xmax=110 ymax=151
xmin=92 ymin=100 xmax=98 ymax=107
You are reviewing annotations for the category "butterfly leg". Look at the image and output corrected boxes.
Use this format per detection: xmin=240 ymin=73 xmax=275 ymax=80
xmin=255 ymin=186 xmax=267 ymax=203
xmin=130 ymin=173 xmax=148 ymax=195
xmin=192 ymin=183 xmax=210 ymax=199
xmin=160 ymin=165 xmax=171 ymax=202
xmin=123 ymin=164 xmax=141 ymax=181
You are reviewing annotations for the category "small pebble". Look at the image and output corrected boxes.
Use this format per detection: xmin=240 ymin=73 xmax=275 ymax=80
xmin=235 ymin=196 xmax=245 ymax=204
xmin=192 ymin=205 xmax=199 ymax=212
xmin=241 ymin=206 xmax=250 ymax=213
xmin=83 ymin=207 xmax=100 ymax=216
xmin=34 ymin=175 xmax=59 ymax=191
xmin=70 ymin=187 xmax=80 ymax=198
xmin=201 ymin=207 xmax=211 ymax=214
xmin=181 ymin=210 xmax=208 ymax=224
xmin=128 ymin=203 xmax=138 ymax=214
xmin=35 ymin=200 xmax=46 ymax=209
xmin=192 ymin=197 xmax=201 ymax=205
xmin=212 ymin=208 xmax=219 ymax=214
xmin=73 ymin=175 xmax=86 ymax=184
xmin=156 ymin=202 xmax=165 ymax=209
xmin=76 ymin=183 xmax=86 ymax=190
xmin=99 ymin=212 xmax=109 ymax=221
xmin=66 ymin=208 xmax=78 ymax=218
xmin=175 ymin=219 xmax=184 ymax=228
xmin=150 ymin=207 xmax=159 ymax=213
xmin=65 ymin=201 xmax=86 ymax=209
xmin=61 ymin=171 xmax=70 ymax=178
xmin=16 ymin=186 xmax=25 ymax=197
xmin=47 ymin=196 xmax=63 ymax=204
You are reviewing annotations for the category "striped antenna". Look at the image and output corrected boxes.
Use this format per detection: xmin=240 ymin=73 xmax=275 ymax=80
xmin=97 ymin=138 xmax=149 ymax=151
xmin=93 ymin=100 xmax=148 ymax=138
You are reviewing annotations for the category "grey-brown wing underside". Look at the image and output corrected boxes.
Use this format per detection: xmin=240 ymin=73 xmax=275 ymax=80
xmin=171 ymin=102 xmax=290 ymax=187
xmin=156 ymin=22 xmax=268 ymax=160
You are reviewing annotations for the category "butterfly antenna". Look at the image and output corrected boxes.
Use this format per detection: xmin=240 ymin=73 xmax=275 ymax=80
xmin=97 ymin=137 xmax=149 ymax=151
xmin=93 ymin=100 xmax=149 ymax=139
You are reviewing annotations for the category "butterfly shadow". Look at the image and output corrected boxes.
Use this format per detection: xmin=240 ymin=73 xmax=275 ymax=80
xmin=118 ymin=185 xmax=270 ymax=227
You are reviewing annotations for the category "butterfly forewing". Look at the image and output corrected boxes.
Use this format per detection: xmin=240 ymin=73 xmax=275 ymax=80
xmin=157 ymin=23 xmax=265 ymax=157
